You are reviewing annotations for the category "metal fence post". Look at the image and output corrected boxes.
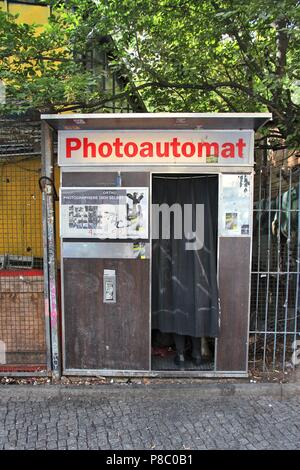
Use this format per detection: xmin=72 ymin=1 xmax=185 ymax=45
xmin=41 ymin=121 xmax=61 ymax=379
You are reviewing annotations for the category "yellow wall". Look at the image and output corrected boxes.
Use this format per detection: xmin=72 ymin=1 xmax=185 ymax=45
xmin=0 ymin=159 xmax=43 ymax=258
xmin=0 ymin=1 xmax=50 ymax=28
xmin=0 ymin=159 xmax=61 ymax=262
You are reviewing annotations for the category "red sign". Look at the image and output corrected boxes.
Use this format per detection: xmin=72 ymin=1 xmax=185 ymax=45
xmin=58 ymin=130 xmax=252 ymax=165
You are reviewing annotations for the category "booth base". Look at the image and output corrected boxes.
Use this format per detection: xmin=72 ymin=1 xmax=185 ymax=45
xmin=62 ymin=369 xmax=248 ymax=378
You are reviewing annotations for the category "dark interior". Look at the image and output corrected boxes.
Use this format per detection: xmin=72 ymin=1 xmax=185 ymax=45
xmin=151 ymin=174 xmax=219 ymax=371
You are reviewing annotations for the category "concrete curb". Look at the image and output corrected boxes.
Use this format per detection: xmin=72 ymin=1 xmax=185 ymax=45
xmin=0 ymin=382 xmax=299 ymax=400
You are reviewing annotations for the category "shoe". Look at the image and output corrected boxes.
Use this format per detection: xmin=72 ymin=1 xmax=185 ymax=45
xmin=174 ymin=353 xmax=185 ymax=366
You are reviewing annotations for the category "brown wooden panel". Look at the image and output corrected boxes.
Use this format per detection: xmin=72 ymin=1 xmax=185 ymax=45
xmin=63 ymin=258 xmax=150 ymax=370
xmin=216 ymin=237 xmax=251 ymax=371
xmin=0 ymin=276 xmax=46 ymax=364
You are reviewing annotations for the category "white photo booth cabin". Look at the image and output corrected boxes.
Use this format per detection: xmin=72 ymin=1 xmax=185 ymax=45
xmin=41 ymin=113 xmax=272 ymax=377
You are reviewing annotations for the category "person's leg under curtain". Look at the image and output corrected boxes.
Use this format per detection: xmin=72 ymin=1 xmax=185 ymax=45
xmin=173 ymin=333 xmax=185 ymax=366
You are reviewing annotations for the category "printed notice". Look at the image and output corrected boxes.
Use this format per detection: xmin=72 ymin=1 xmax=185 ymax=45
xmin=60 ymin=187 xmax=148 ymax=239
xmin=220 ymin=174 xmax=251 ymax=236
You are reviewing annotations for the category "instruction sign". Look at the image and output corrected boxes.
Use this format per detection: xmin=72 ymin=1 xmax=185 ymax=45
xmin=60 ymin=187 xmax=149 ymax=239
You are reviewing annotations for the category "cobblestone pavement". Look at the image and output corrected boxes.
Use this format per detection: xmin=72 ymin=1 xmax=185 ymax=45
xmin=0 ymin=385 xmax=299 ymax=450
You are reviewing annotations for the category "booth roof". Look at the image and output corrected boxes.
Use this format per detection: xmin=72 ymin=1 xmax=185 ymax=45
xmin=41 ymin=112 xmax=272 ymax=132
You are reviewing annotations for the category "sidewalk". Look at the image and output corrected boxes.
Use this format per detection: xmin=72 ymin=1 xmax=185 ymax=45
xmin=1 ymin=367 xmax=300 ymax=398
xmin=0 ymin=383 xmax=299 ymax=450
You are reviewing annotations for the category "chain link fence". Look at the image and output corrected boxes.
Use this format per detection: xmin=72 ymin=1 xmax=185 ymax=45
xmin=0 ymin=121 xmax=47 ymax=371
xmin=249 ymin=148 xmax=300 ymax=374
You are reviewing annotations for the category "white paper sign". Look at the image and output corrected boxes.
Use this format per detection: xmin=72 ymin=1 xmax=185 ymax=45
xmin=60 ymin=187 xmax=149 ymax=239
xmin=219 ymin=174 xmax=252 ymax=236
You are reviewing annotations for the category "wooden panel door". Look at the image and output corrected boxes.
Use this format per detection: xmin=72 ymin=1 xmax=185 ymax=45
xmin=63 ymin=258 xmax=150 ymax=370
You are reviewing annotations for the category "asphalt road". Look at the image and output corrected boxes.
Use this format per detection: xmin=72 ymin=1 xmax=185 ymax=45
xmin=0 ymin=385 xmax=299 ymax=450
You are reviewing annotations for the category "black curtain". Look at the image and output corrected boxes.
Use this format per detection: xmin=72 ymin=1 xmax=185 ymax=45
xmin=151 ymin=175 xmax=220 ymax=338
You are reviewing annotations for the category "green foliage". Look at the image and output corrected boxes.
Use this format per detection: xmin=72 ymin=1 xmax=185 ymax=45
xmin=0 ymin=0 xmax=299 ymax=148
xmin=0 ymin=6 xmax=109 ymax=114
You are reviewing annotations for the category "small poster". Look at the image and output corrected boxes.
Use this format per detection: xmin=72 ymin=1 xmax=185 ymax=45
xmin=60 ymin=187 xmax=148 ymax=239
xmin=225 ymin=212 xmax=238 ymax=231
xmin=220 ymin=174 xmax=251 ymax=236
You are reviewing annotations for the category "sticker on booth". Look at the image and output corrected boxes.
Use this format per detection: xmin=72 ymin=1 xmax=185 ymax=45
xmin=219 ymin=174 xmax=251 ymax=236
xmin=60 ymin=187 xmax=149 ymax=239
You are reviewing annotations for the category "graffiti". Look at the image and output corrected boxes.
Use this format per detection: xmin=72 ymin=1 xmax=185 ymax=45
xmin=52 ymin=352 xmax=59 ymax=371
xmin=49 ymin=283 xmax=57 ymax=328
xmin=50 ymin=310 xmax=57 ymax=328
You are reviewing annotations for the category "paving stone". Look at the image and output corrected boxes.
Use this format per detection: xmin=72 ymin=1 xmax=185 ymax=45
xmin=0 ymin=388 xmax=299 ymax=449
